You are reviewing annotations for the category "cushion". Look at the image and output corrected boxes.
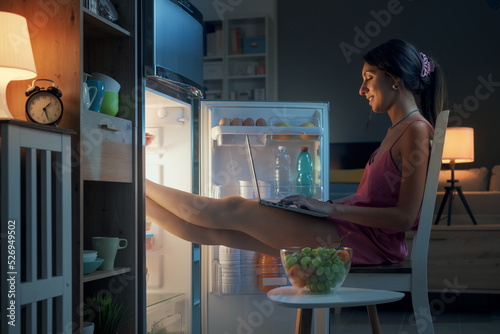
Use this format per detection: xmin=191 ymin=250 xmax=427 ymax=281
xmin=490 ymin=165 xmax=500 ymax=191
xmin=437 ymin=167 xmax=489 ymax=191
xmin=330 ymin=168 xmax=365 ymax=183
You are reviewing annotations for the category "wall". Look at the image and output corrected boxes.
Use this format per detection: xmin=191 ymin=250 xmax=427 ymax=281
xmin=1 ymin=0 xmax=81 ymax=131
xmin=277 ymin=0 xmax=500 ymax=170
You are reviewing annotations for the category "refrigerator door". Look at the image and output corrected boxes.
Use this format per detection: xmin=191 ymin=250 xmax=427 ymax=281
xmin=145 ymin=84 xmax=201 ymax=334
xmin=199 ymin=100 xmax=329 ymax=333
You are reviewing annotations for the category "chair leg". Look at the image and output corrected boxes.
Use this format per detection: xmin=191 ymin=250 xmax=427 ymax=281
xmin=411 ymin=287 xmax=435 ymax=334
xmin=366 ymin=305 xmax=381 ymax=334
xmin=296 ymin=308 xmax=313 ymax=334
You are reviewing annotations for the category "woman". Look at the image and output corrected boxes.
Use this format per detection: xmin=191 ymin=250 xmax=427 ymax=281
xmin=146 ymin=39 xmax=446 ymax=265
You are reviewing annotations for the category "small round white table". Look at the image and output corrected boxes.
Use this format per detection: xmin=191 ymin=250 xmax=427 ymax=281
xmin=267 ymin=286 xmax=405 ymax=334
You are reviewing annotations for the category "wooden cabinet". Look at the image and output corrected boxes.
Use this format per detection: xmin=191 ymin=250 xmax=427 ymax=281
xmin=80 ymin=110 xmax=133 ymax=182
xmin=203 ymin=16 xmax=277 ymax=101
xmin=80 ymin=1 xmax=143 ymax=333
xmin=2 ymin=1 xmax=143 ymax=332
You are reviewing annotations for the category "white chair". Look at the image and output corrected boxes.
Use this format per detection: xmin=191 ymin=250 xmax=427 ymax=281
xmin=341 ymin=109 xmax=450 ymax=334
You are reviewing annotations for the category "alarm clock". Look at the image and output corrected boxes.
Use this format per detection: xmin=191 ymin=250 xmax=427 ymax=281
xmin=25 ymin=79 xmax=63 ymax=125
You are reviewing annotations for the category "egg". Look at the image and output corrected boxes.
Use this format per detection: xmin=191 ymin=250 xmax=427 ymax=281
xmin=230 ymin=118 xmax=243 ymax=126
xmin=256 ymin=118 xmax=267 ymax=126
xmin=243 ymin=118 xmax=255 ymax=126
xmin=219 ymin=118 xmax=231 ymax=126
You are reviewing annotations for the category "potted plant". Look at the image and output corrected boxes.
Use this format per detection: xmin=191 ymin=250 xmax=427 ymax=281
xmin=84 ymin=291 xmax=127 ymax=334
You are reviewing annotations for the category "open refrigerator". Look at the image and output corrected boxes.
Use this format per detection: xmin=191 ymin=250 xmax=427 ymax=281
xmin=144 ymin=89 xmax=330 ymax=333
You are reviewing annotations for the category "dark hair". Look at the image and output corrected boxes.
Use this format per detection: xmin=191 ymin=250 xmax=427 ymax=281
xmin=363 ymin=39 xmax=446 ymax=127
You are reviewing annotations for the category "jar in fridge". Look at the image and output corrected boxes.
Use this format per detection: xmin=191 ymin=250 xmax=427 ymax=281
xmin=256 ymin=253 xmax=281 ymax=293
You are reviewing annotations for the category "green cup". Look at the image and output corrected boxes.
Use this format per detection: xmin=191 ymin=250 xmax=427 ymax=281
xmin=100 ymin=91 xmax=119 ymax=116
xmin=92 ymin=237 xmax=128 ymax=271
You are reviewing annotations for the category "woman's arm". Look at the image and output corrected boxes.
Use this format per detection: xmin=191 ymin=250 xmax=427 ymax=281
xmin=284 ymin=122 xmax=432 ymax=230
xmin=328 ymin=194 xmax=355 ymax=204
xmin=332 ymin=122 xmax=432 ymax=230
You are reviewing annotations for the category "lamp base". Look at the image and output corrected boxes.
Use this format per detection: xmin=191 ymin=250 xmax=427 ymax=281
xmin=0 ymin=81 xmax=14 ymax=120
xmin=434 ymin=185 xmax=478 ymax=226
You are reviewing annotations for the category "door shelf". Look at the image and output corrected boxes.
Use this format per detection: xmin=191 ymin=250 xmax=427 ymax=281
xmin=211 ymin=260 xmax=290 ymax=296
xmin=82 ymin=267 xmax=131 ymax=283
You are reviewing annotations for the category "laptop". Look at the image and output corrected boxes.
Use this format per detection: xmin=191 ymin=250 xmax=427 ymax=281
xmin=245 ymin=135 xmax=329 ymax=218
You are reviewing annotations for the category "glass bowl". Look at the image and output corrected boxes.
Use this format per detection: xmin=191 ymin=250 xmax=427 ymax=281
xmin=280 ymin=246 xmax=352 ymax=293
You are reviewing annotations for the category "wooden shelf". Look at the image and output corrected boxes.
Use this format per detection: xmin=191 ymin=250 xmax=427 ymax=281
xmin=82 ymin=267 xmax=131 ymax=283
xmin=83 ymin=8 xmax=131 ymax=38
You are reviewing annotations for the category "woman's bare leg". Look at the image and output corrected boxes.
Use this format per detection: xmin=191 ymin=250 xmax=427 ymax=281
xmin=146 ymin=179 xmax=340 ymax=251
xmin=147 ymin=197 xmax=279 ymax=255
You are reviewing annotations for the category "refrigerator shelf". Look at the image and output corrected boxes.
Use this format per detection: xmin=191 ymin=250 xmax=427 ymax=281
xmin=211 ymin=259 xmax=290 ymax=296
xmin=210 ymin=125 xmax=322 ymax=144
xmin=146 ymin=292 xmax=185 ymax=334
xmin=211 ymin=125 xmax=322 ymax=140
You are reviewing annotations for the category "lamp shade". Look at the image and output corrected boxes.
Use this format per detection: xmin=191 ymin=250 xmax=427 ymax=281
xmin=442 ymin=127 xmax=474 ymax=164
xmin=0 ymin=11 xmax=37 ymax=79
xmin=0 ymin=11 xmax=37 ymax=119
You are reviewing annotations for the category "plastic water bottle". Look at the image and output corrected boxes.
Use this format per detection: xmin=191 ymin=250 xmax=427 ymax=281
xmin=296 ymin=146 xmax=314 ymax=197
xmin=274 ymin=146 xmax=291 ymax=198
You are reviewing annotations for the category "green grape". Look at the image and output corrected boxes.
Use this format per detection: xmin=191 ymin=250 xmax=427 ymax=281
xmin=332 ymin=263 xmax=340 ymax=273
xmin=300 ymin=256 xmax=311 ymax=269
xmin=316 ymin=266 xmax=324 ymax=276
xmin=302 ymin=247 xmax=311 ymax=253
xmin=323 ymin=266 xmax=331 ymax=276
xmin=310 ymin=275 xmax=319 ymax=283
xmin=285 ymin=257 xmax=297 ymax=270
xmin=317 ymin=282 xmax=325 ymax=291
xmin=327 ymin=272 xmax=335 ymax=281
xmin=312 ymin=257 xmax=322 ymax=267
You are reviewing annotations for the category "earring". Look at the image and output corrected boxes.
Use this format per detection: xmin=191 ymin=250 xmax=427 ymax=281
xmin=392 ymin=83 xmax=399 ymax=90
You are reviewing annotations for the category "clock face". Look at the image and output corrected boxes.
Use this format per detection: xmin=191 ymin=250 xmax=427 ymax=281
xmin=26 ymin=91 xmax=63 ymax=125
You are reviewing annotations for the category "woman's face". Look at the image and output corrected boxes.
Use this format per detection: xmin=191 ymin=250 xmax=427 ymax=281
xmin=359 ymin=63 xmax=397 ymax=113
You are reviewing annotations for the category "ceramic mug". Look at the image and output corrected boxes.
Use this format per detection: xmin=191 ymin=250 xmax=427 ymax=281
xmin=90 ymin=72 xmax=120 ymax=116
xmin=86 ymin=80 xmax=105 ymax=112
xmin=92 ymin=237 xmax=128 ymax=271
xmin=81 ymin=82 xmax=97 ymax=110
xmin=90 ymin=72 xmax=120 ymax=93
xmin=100 ymin=91 xmax=119 ymax=116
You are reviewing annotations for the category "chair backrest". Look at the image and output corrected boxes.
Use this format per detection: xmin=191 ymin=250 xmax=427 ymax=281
xmin=410 ymin=110 xmax=449 ymax=268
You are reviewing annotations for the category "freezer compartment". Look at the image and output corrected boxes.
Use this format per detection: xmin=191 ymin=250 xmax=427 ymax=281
xmin=210 ymin=246 xmax=290 ymax=296
xmin=147 ymin=293 xmax=185 ymax=334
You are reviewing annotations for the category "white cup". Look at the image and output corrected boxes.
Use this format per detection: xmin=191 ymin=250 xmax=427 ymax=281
xmin=82 ymin=82 xmax=97 ymax=110
xmin=90 ymin=72 xmax=120 ymax=93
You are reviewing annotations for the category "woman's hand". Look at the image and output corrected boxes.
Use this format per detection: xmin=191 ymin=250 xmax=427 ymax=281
xmin=279 ymin=195 xmax=334 ymax=216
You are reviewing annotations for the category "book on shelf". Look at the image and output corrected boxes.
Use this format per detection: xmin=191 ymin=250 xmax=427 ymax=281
xmin=206 ymin=29 xmax=223 ymax=57
xmin=230 ymin=27 xmax=243 ymax=55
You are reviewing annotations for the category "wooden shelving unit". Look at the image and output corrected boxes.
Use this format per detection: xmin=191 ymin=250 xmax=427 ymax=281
xmin=203 ymin=16 xmax=276 ymax=101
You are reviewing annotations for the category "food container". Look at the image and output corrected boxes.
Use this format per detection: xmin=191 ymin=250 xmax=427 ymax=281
xmin=281 ymin=247 xmax=352 ymax=293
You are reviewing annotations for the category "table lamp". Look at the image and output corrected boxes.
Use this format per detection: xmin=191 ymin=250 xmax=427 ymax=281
xmin=0 ymin=11 xmax=37 ymax=119
xmin=434 ymin=127 xmax=477 ymax=225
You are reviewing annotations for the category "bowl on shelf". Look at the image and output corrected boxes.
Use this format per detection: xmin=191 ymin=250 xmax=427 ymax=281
xmin=83 ymin=250 xmax=98 ymax=263
xmin=83 ymin=258 xmax=104 ymax=275
xmin=280 ymin=246 xmax=352 ymax=293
